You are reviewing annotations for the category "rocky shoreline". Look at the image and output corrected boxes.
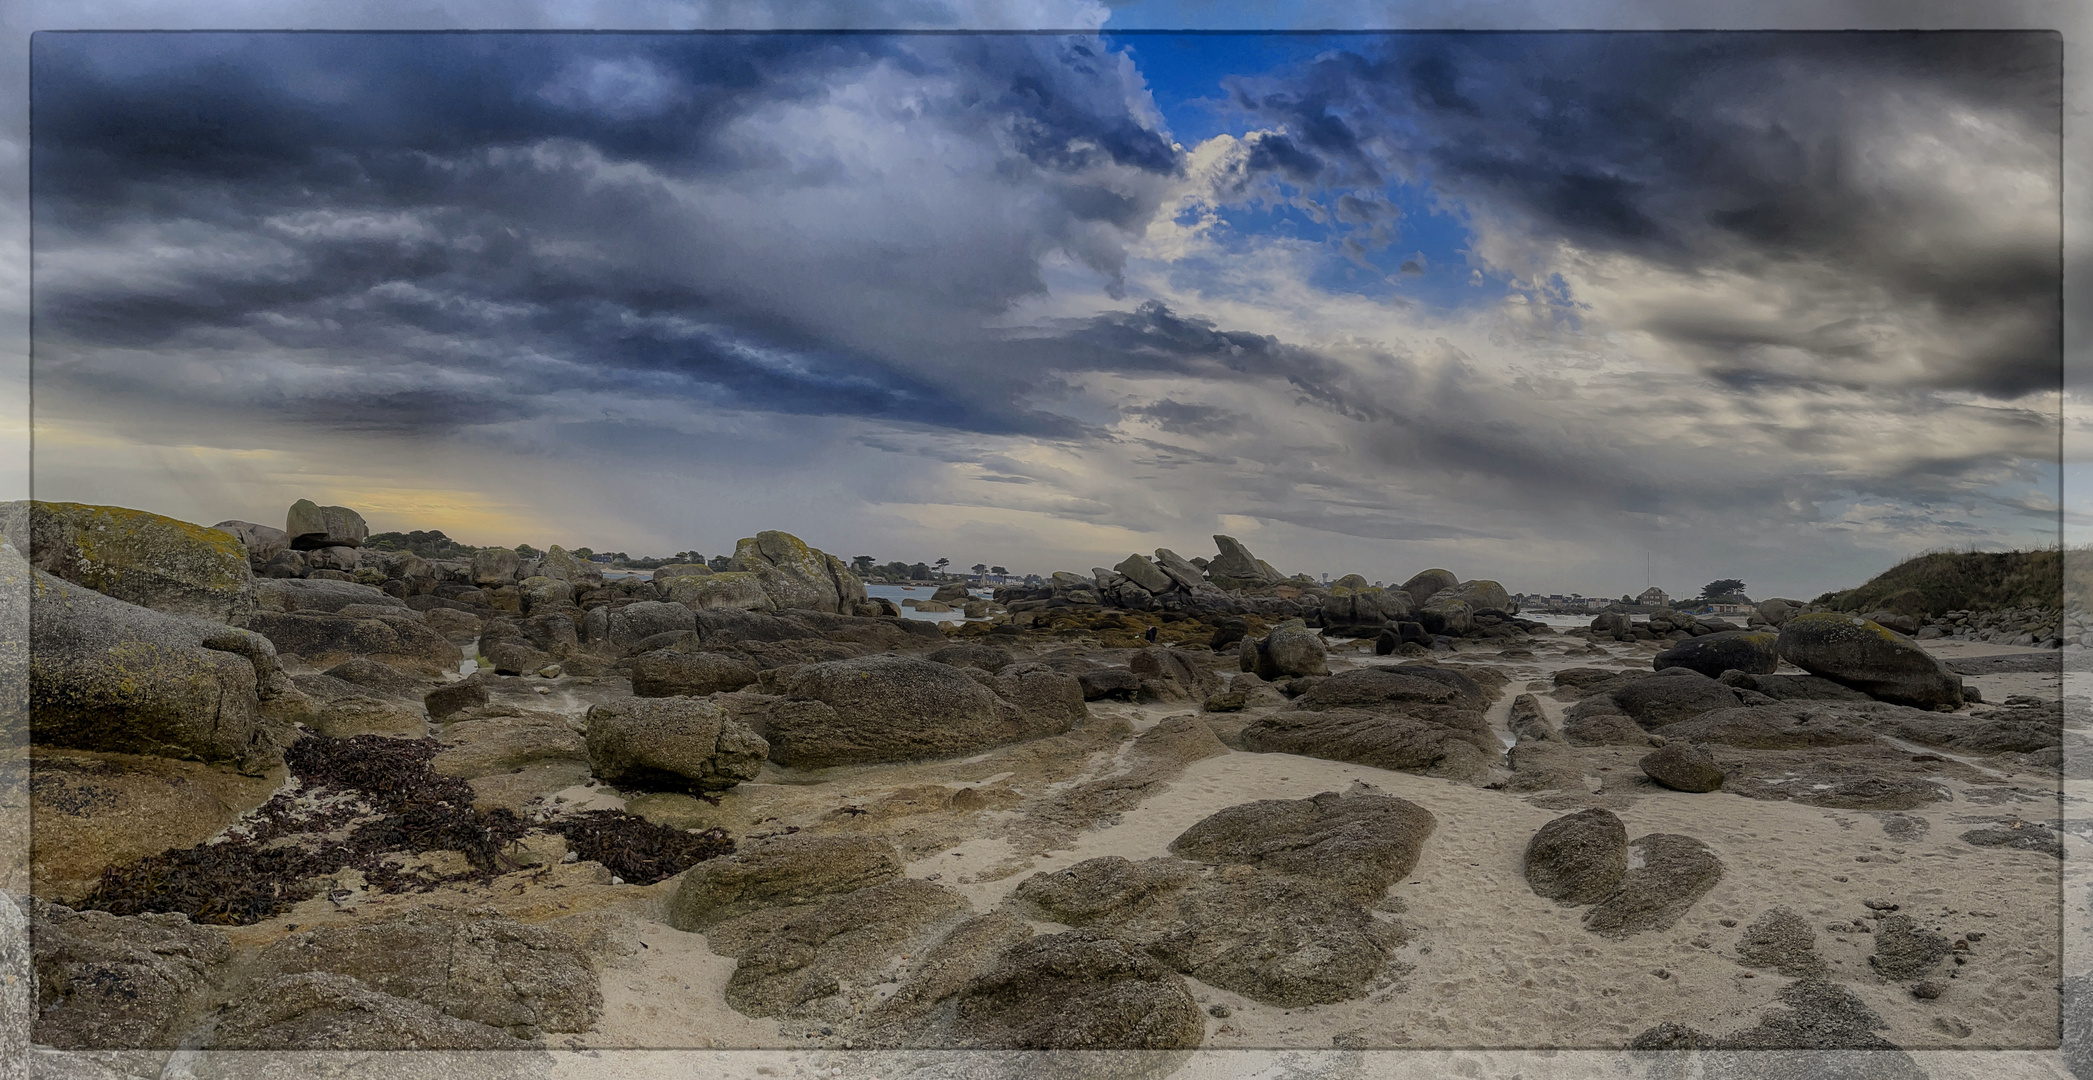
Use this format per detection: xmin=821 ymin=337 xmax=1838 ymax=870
xmin=1 ymin=499 xmax=2068 ymax=1070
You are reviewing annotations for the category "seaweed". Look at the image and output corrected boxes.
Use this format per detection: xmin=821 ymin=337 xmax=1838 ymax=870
xmin=548 ymin=810 xmax=733 ymax=885
xmin=72 ymin=732 xmax=737 ymax=923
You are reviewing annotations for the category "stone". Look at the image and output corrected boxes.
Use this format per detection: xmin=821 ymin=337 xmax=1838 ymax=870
xmin=988 ymin=662 xmax=1090 ymax=732
xmin=582 ymin=600 xmax=698 ymax=654
xmin=1656 ymin=705 xmax=1877 ymax=750
xmin=284 ymin=499 xmax=368 ymax=550
xmin=935 ymin=929 xmax=1204 ymax=1050
xmin=1415 ymin=595 xmax=1474 ymax=637
xmin=765 ymin=655 xmax=1068 ymax=768
xmin=319 ymin=655 xmax=427 ymax=696
xmin=259 ymin=549 xmax=310 ymax=578
xmin=0 ymin=896 xmax=26 ymax=1068
xmin=1640 ymin=742 xmax=1726 ymax=792
xmin=29 ymin=899 xmax=232 ymax=1049
xmin=1247 ymin=620 xmax=1328 ymax=678
xmin=1716 ymin=671 xmax=1874 ymax=702
xmin=249 ymin=907 xmax=599 ymax=1038
xmin=728 ymin=530 xmax=866 ymax=614
xmin=1653 ymin=631 xmax=1779 ymax=678
xmin=929 ymin=643 xmax=1013 ymax=672
xmin=1583 ymin=834 xmax=1724 ymax=937
xmin=1736 ymin=907 xmax=1827 ymax=977
xmin=1869 ymin=915 xmax=1951 ymax=980
xmin=534 ymin=545 xmax=603 ymax=586
xmin=208 ymin=971 xmax=530 ymax=1050
xmin=1 ymin=500 xmax=256 ymax=623
xmin=30 ymin=565 xmax=294 ymax=773
xmin=857 ymin=912 xmax=1037 ymax=1038
xmin=1523 ymin=808 xmax=1628 ymax=907
xmin=710 ymin=879 xmax=972 ymax=1021
xmin=1130 ymin=646 xmax=1222 ymax=701
xmin=483 ymin=640 xmax=554 ymax=677
xmin=1291 ymin=665 xmax=1486 ymax=712
xmin=211 ymin=519 xmax=290 ymax=565
xmin=1077 ymin=667 xmax=1141 ymax=701
xmin=629 ymin=649 xmax=760 ymax=698
xmin=584 ymin=696 xmax=768 ymax=791
xmin=652 ymin=563 xmax=712 ymax=583
xmin=1399 ymin=569 xmax=1459 ymax=606
xmin=433 ymin=710 xmax=588 ymax=778
xmin=1776 ymin=612 xmax=1964 ymax=710
xmin=304 ymin=545 xmax=361 ymax=572
xmin=248 ymin=609 xmax=463 ymax=675
xmin=1166 ymin=791 xmax=1435 ymax=903
xmin=1115 ymin=553 xmax=1175 ymax=594
xmin=667 ymin=833 xmax=906 ymax=931
xmin=1206 ymin=534 xmax=1283 ymax=589
xmin=424 ymin=676 xmax=490 ymax=720
xmin=1239 ymin=706 xmax=1495 ymax=782
xmin=662 ymin=571 xmax=774 ymax=612
xmin=470 ymin=548 xmax=521 ymax=586
xmin=1756 ymin=598 xmax=1801 ymax=627
xmin=1151 ymin=548 xmax=1210 ymax=592
xmin=1606 ymin=669 xmax=1746 ymax=727
xmin=290 ymin=673 xmax=427 ymax=737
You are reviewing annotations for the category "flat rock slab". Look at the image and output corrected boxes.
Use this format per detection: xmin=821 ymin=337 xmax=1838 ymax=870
xmin=1239 ymin=705 xmax=1495 ymax=782
xmin=708 ymin=878 xmax=972 ymax=1022
xmin=1583 ymin=833 xmax=1723 ymax=938
xmin=1166 ymin=791 xmax=1435 ymax=903
xmin=1942 ymin=653 xmax=2061 ymax=676
xmin=30 ymin=900 xmax=232 ymax=1049
xmin=668 ymin=833 xmax=905 ymax=931
xmin=208 ymin=971 xmax=531 ymax=1050
xmin=935 ymin=929 xmax=1205 ymax=1051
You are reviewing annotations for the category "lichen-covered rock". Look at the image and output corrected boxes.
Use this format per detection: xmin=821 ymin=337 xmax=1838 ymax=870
xmin=1653 ymin=631 xmax=1779 ymax=678
xmin=1523 ymin=808 xmax=1628 ymax=907
xmin=248 ymin=609 xmax=463 ymax=676
xmin=30 ymin=566 xmax=294 ymax=772
xmin=937 ymin=929 xmax=1205 ymax=1050
xmin=1640 ymin=741 xmax=1726 ymax=792
xmin=629 ymin=649 xmax=760 ymax=698
xmin=2 ymin=500 xmax=256 ymax=623
xmin=929 ymin=643 xmax=1014 ymax=672
xmin=247 ymin=907 xmax=599 ymax=1038
xmin=1205 ymin=534 xmax=1284 ymax=589
xmin=30 ymin=899 xmax=232 ymax=1048
xmin=988 ymin=661 xmax=1090 ymax=732
xmin=208 ymin=972 xmax=532 ymax=1050
xmin=253 ymin=576 xmax=403 ymax=614
xmin=1290 ymin=665 xmax=1486 ymax=712
xmin=1240 ymin=705 xmax=1495 ymax=781
xmin=1777 ymin=612 xmax=1964 ymax=710
xmin=470 ymin=547 xmax=520 ymax=586
xmin=710 ymin=879 xmax=972 ymax=1021
xmin=1606 ymin=669 xmax=1746 ymax=727
xmin=534 ymin=545 xmax=603 ymax=587
xmin=766 ymin=655 xmax=1068 ymax=767
xmin=1114 ymin=553 xmax=1175 ymax=594
xmin=1167 ymin=791 xmax=1436 ymax=903
xmin=424 ymin=675 xmax=489 ymax=720
xmin=663 ymin=570 xmax=775 ymax=612
xmin=728 ymin=530 xmax=866 ymax=614
xmin=1242 ymin=620 xmax=1327 ymax=678
xmin=1399 ymin=569 xmax=1459 ymax=606
xmin=668 ymin=833 xmax=905 ymax=931
xmin=1583 ymin=833 xmax=1723 ymax=937
xmin=584 ymin=696 xmax=768 ymax=791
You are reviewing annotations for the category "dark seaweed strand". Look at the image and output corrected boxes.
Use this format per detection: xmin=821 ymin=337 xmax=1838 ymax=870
xmin=547 ymin=810 xmax=733 ymax=885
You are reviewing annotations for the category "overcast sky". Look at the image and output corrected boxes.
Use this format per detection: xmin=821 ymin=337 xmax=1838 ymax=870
xmin=22 ymin=19 xmax=2067 ymax=600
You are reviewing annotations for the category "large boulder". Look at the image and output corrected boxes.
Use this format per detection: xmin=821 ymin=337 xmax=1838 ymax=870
xmin=211 ymin=519 xmax=289 ymax=565
xmin=662 ymin=571 xmax=774 ymax=612
xmin=1151 ymin=548 xmax=1211 ymax=592
xmin=1523 ymin=808 xmax=1628 ymax=906
xmin=1114 ymin=553 xmax=1175 ymax=594
xmin=765 ymin=655 xmax=1071 ymax=767
xmin=284 ymin=499 xmax=368 ymax=550
xmin=710 ymin=879 xmax=973 ymax=1021
xmin=29 ymin=900 xmax=232 ymax=1049
xmin=584 ymin=696 xmax=769 ymax=791
xmin=1755 ymin=598 xmax=1802 ymax=627
xmin=207 ymin=971 xmax=530 ymax=1050
xmin=30 ymin=563 xmax=294 ymax=773
xmin=1399 ymin=569 xmax=1459 ymax=606
xmin=1205 ymin=534 xmax=1283 ymax=589
xmin=247 ymin=908 xmax=599 ymax=1038
xmin=581 ymin=599 xmax=698 ymax=653
xmin=1776 ymin=613 xmax=1964 ymax=709
xmin=935 ymin=929 xmax=1205 ymax=1051
xmin=629 ymin=649 xmax=761 ymax=697
xmin=729 ymin=530 xmax=866 ymax=614
xmin=667 ymin=833 xmax=906 ymax=931
xmin=534 ymin=545 xmax=603 ymax=586
xmin=1605 ymin=668 xmax=1746 ymax=727
xmin=253 ymin=576 xmax=404 ymax=614
xmin=1239 ymin=707 xmax=1496 ymax=781
xmin=470 ymin=548 xmax=520 ymax=586
xmin=1415 ymin=594 xmax=1474 ymax=637
xmin=1241 ymin=620 xmax=1328 ymax=678
xmin=1167 ymin=791 xmax=1435 ymax=903
xmin=1320 ymin=585 xmax=1413 ymax=633
xmin=2 ymin=500 xmax=256 ymax=623
xmin=1291 ymin=665 xmax=1486 ymax=712
xmin=1652 ymin=631 xmax=1779 ymax=678
xmin=1640 ymin=742 xmax=1726 ymax=792
xmin=247 ymin=610 xmax=462 ymax=675
xmin=986 ymin=661 xmax=1089 ymax=732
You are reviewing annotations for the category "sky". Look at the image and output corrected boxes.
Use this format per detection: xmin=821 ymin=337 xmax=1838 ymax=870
xmin=18 ymin=19 xmax=2070 ymax=601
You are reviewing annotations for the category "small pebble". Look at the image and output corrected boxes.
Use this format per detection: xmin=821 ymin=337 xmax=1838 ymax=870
xmin=1718 ymin=918 xmax=1738 ymax=928
xmin=1834 ymin=875 xmax=1849 ymax=882
xmin=1208 ymin=1004 xmax=1231 ymax=1018
xmin=1912 ymin=980 xmax=1946 ymax=999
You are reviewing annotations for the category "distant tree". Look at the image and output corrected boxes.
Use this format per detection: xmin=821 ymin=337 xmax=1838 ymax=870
xmin=1621 ymin=595 xmax=1634 ymax=604
xmin=852 ymin=555 xmax=876 ymax=575
xmin=934 ymin=557 xmax=950 ymax=577
xmin=514 ymin=543 xmax=540 ymax=558
xmin=991 ymin=566 xmax=1007 ymax=576
xmin=910 ymin=562 xmax=932 ymax=580
xmin=971 ymin=563 xmax=988 ymax=576
xmin=707 ymin=554 xmax=733 ymax=572
xmin=572 ymin=547 xmax=594 ymax=560
xmin=1701 ymin=579 xmax=1748 ymax=600
xmin=1024 ymin=573 xmax=1043 ymax=586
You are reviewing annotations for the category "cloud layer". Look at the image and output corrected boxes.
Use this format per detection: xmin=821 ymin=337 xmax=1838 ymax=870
xmin=27 ymin=29 xmax=2063 ymax=599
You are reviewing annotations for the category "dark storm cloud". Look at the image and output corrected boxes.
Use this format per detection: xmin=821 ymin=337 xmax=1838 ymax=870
xmin=30 ymin=30 xmax=1181 ymax=438
xmin=1219 ymin=32 xmax=2062 ymax=398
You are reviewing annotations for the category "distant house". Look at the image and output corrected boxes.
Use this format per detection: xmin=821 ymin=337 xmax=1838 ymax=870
xmin=1707 ymin=602 xmax=1748 ymax=615
xmin=1638 ymin=586 xmax=1670 ymax=607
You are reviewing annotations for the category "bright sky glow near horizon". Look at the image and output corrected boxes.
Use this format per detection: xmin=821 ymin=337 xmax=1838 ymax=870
xmin=24 ymin=26 xmax=2064 ymax=601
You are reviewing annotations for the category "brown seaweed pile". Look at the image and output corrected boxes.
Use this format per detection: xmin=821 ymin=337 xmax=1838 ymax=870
xmin=548 ymin=810 xmax=732 ymax=885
